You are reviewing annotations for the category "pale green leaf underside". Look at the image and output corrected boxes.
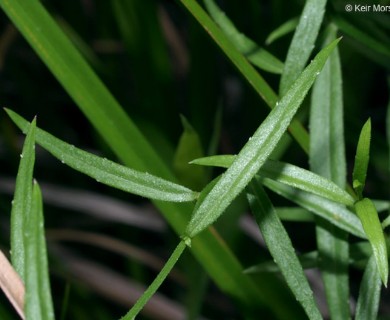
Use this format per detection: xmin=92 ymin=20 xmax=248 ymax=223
xmin=247 ymin=180 xmax=322 ymax=320
xmin=263 ymin=179 xmax=365 ymax=238
xmin=191 ymin=155 xmax=355 ymax=206
xmin=6 ymin=109 xmax=198 ymax=203
xmin=185 ymin=38 xmax=340 ymax=238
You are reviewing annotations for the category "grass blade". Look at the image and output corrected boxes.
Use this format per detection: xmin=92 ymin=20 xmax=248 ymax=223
xmin=247 ymin=179 xmax=322 ymax=320
xmin=203 ymin=0 xmax=284 ymax=74
xmin=279 ymin=0 xmax=327 ymax=95
xmin=185 ymin=38 xmax=340 ymax=238
xmin=120 ymin=241 xmax=187 ymax=320
xmin=263 ymin=179 xmax=365 ymax=238
xmin=353 ymin=119 xmax=371 ymax=199
xmin=191 ymin=155 xmax=355 ymax=206
xmin=355 ymin=255 xmax=382 ymax=320
xmin=10 ymin=117 xmax=36 ymax=281
xmin=24 ymin=181 xmax=55 ymax=320
xmin=355 ymin=198 xmax=388 ymax=286
xmin=310 ymin=25 xmax=350 ymax=319
xmin=5 ymin=109 xmax=199 ymax=203
xmin=0 ymin=0 xmax=170 ymax=179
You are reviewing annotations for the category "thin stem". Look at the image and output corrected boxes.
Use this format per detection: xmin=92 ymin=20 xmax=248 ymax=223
xmin=120 ymin=240 xmax=187 ymax=320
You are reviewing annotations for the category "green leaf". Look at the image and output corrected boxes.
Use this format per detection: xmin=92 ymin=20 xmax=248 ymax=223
xmin=24 ymin=181 xmax=55 ymax=320
xmin=310 ymin=24 xmax=350 ymax=320
xmin=355 ymin=198 xmax=388 ymax=286
xmin=279 ymin=0 xmax=327 ymax=95
xmin=355 ymin=255 xmax=382 ymax=320
xmin=353 ymin=119 xmax=371 ymax=199
xmin=120 ymin=241 xmax=187 ymax=320
xmin=191 ymin=155 xmax=355 ymax=206
xmin=185 ymin=38 xmax=340 ymax=238
xmin=5 ymin=109 xmax=199 ymax=203
xmin=247 ymin=180 xmax=322 ymax=320
xmin=10 ymin=117 xmax=36 ymax=281
xmin=263 ymin=178 xmax=365 ymax=238
xmin=265 ymin=17 xmax=299 ymax=45
xmin=173 ymin=116 xmax=207 ymax=190
xmin=203 ymin=0 xmax=284 ymax=74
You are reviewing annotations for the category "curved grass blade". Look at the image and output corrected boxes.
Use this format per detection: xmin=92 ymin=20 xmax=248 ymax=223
xmin=120 ymin=241 xmax=187 ymax=320
xmin=185 ymin=38 xmax=340 ymax=238
xmin=24 ymin=181 xmax=55 ymax=320
xmin=5 ymin=109 xmax=199 ymax=203
xmin=279 ymin=0 xmax=327 ymax=95
xmin=353 ymin=119 xmax=371 ymax=199
xmin=355 ymin=198 xmax=388 ymax=286
xmin=247 ymin=180 xmax=322 ymax=320
xmin=263 ymin=179 xmax=365 ymax=238
xmin=310 ymin=25 xmax=350 ymax=320
xmin=265 ymin=17 xmax=299 ymax=45
xmin=355 ymin=255 xmax=381 ymax=320
xmin=191 ymin=155 xmax=355 ymax=206
xmin=203 ymin=0 xmax=284 ymax=74
xmin=10 ymin=117 xmax=36 ymax=281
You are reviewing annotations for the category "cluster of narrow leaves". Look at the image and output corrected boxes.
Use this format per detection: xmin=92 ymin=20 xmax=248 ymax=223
xmin=1 ymin=0 xmax=389 ymax=319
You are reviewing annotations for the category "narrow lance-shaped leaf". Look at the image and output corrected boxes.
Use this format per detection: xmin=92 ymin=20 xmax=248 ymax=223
xmin=355 ymin=255 xmax=382 ymax=320
xmin=279 ymin=0 xmax=327 ymax=95
xmin=5 ymin=109 xmax=198 ymax=203
xmin=355 ymin=198 xmax=388 ymax=286
xmin=310 ymin=24 xmax=350 ymax=320
xmin=263 ymin=178 xmax=365 ymax=238
xmin=247 ymin=179 xmax=322 ymax=320
xmin=10 ymin=117 xmax=36 ymax=281
xmin=191 ymin=155 xmax=355 ymax=206
xmin=203 ymin=0 xmax=284 ymax=74
xmin=24 ymin=181 xmax=55 ymax=320
xmin=353 ymin=119 xmax=371 ymax=199
xmin=184 ymin=38 xmax=340 ymax=239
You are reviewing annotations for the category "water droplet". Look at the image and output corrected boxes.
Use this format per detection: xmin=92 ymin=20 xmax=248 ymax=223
xmin=61 ymin=160 xmax=65 ymax=164
xmin=20 ymin=154 xmax=24 ymax=158
xmin=316 ymin=71 xmax=320 ymax=76
xmin=248 ymin=137 xmax=253 ymax=141
xmin=11 ymin=200 xmax=15 ymax=205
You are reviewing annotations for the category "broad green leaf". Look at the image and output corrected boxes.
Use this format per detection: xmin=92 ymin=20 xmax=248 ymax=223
xmin=355 ymin=255 xmax=381 ymax=320
xmin=120 ymin=241 xmax=187 ymax=320
xmin=10 ymin=117 xmax=36 ymax=281
xmin=173 ymin=116 xmax=207 ymax=190
xmin=24 ymin=181 xmax=55 ymax=320
xmin=279 ymin=0 xmax=327 ymax=95
xmin=185 ymin=38 xmax=340 ymax=238
xmin=263 ymin=179 xmax=365 ymax=238
xmin=6 ymin=109 xmax=199 ymax=203
xmin=265 ymin=17 xmax=299 ymax=45
xmin=247 ymin=180 xmax=322 ymax=320
xmin=310 ymin=25 xmax=350 ymax=320
xmin=203 ymin=0 xmax=284 ymax=74
xmin=191 ymin=155 xmax=355 ymax=206
xmin=355 ymin=198 xmax=388 ymax=286
xmin=353 ymin=119 xmax=371 ymax=199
